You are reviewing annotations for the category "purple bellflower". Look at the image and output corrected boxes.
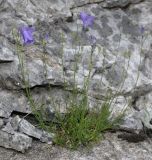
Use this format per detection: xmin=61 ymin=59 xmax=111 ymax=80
xmin=20 ymin=26 xmax=35 ymax=45
xmin=80 ymin=12 xmax=95 ymax=29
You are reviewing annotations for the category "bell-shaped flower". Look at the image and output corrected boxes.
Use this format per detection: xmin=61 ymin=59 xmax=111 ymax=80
xmin=80 ymin=12 xmax=95 ymax=29
xmin=20 ymin=26 xmax=35 ymax=45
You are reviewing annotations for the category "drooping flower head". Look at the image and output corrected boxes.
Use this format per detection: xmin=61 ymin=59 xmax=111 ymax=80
xmin=20 ymin=26 xmax=35 ymax=45
xmin=80 ymin=12 xmax=95 ymax=29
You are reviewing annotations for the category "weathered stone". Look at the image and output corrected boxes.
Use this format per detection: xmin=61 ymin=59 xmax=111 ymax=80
xmin=0 ymin=46 xmax=14 ymax=62
xmin=0 ymin=109 xmax=11 ymax=119
xmin=2 ymin=121 xmax=15 ymax=134
xmin=0 ymin=130 xmax=32 ymax=153
xmin=11 ymin=116 xmax=54 ymax=143
xmin=0 ymin=115 xmax=54 ymax=152
xmin=0 ymin=90 xmax=31 ymax=118
xmin=102 ymin=0 xmax=143 ymax=8
xmin=1 ymin=132 xmax=152 ymax=160
xmin=0 ymin=119 xmax=4 ymax=128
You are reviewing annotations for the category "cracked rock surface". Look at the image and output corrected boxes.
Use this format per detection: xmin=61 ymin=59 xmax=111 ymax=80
xmin=0 ymin=116 xmax=54 ymax=153
xmin=0 ymin=0 xmax=152 ymax=154
xmin=0 ymin=132 xmax=152 ymax=160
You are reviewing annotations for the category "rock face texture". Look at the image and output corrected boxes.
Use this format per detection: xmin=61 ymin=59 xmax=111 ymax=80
xmin=0 ymin=133 xmax=152 ymax=160
xmin=0 ymin=0 xmax=152 ymax=152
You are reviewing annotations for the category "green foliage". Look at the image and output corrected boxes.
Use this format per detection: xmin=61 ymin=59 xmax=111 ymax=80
xmin=50 ymin=99 xmax=123 ymax=149
xmin=13 ymin=27 xmax=127 ymax=150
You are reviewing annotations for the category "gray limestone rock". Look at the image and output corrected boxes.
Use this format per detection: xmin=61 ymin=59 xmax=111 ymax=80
xmin=0 ymin=115 xmax=54 ymax=152
xmin=0 ymin=0 xmax=152 ymax=153
xmin=1 ymin=132 xmax=152 ymax=160
xmin=102 ymin=0 xmax=143 ymax=8
xmin=0 ymin=130 xmax=32 ymax=153
xmin=2 ymin=122 xmax=15 ymax=134
xmin=0 ymin=90 xmax=31 ymax=118
xmin=0 ymin=119 xmax=4 ymax=128
xmin=10 ymin=116 xmax=54 ymax=143
xmin=0 ymin=46 xmax=14 ymax=62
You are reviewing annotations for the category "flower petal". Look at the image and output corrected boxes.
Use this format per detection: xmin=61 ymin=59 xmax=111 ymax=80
xmin=80 ymin=12 xmax=89 ymax=22
xmin=20 ymin=26 xmax=35 ymax=45
xmin=80 ymin=12 xmax=95 ymax=29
